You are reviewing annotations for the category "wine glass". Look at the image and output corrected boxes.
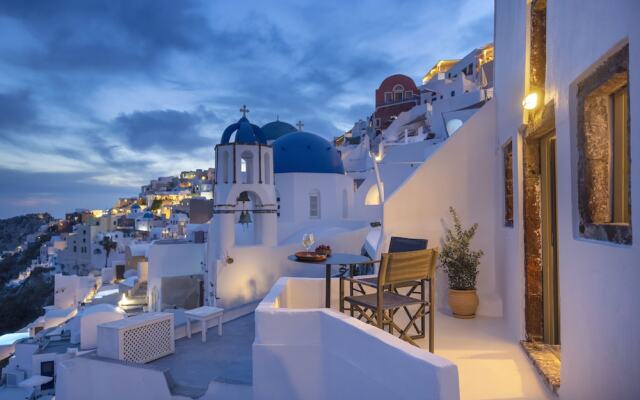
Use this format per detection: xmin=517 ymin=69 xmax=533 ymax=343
xmin=302 ymin=233 xmax=315 ymax=252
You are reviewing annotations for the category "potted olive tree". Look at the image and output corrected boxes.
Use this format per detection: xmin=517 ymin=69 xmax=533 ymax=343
xmin=440 ymin=207 xmax=483 ymax=318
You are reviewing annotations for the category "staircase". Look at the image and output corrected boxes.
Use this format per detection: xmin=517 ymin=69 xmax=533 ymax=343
xmin=119 ymin=281 xmax=148 ymax=315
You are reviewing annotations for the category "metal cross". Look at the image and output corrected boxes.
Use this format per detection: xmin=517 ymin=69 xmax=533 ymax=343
xmin=240 ymin=105 xmax=249 ymax=117
xmin=296 ymin=120 xmax=304 ymax=131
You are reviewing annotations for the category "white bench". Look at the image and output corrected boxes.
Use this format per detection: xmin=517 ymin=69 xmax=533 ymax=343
xmin=184 ymin=306 xmax=224 ymax=343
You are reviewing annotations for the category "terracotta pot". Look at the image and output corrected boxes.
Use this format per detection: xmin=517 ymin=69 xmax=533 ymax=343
xmin=448 ymin=289 xmax=479 ymax=319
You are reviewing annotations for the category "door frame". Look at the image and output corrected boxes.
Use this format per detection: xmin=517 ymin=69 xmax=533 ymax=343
xmin=540 ymin=133 xmax=560 ymax=345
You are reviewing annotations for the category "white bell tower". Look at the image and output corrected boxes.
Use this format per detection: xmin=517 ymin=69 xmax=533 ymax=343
xmin=205 ymin=106 xmax=277 ymax=306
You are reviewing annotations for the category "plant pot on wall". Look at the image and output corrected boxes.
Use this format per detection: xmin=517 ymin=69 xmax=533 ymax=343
xmin=448 ymin=289 xmax=479 ymax=319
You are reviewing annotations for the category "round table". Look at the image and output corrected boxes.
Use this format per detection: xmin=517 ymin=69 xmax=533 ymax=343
xmin=288 ymin=253 xmax=370 ymax=308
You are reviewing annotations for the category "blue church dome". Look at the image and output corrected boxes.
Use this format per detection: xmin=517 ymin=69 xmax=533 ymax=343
xmin=261 ymin=120 xmax=297 ymax=141
xmin=220 ymin=116 xmax=267 ymax=145
xmin=273 ymin=131 xmax=345 ymax=174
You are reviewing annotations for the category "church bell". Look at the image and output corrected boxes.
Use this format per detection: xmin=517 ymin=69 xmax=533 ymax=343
xmin=239 ymin=210 xmax=252 ymax=226
xmin=236 ymin=191 xmax=250 ymax=203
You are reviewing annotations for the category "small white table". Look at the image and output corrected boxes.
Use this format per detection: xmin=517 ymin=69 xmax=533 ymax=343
xmin=185 ymin=306 xmax=224 ymax=343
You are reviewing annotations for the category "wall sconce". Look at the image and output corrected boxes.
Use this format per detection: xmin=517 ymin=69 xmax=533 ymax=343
xmin=522 ymin=92 xmax=539 ymax=110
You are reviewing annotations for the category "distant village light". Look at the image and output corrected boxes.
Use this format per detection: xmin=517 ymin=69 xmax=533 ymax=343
xmin=522 ymin=92 xmax=539 ymax=110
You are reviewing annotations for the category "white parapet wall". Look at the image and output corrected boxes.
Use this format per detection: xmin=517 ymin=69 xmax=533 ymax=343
xmin=57 ymin=355 xmax=181 ymax=400
xmin=253 ymin=277 xmax=460 ymax=400
xmin=382 ymin=100 xmax=503 ymax=317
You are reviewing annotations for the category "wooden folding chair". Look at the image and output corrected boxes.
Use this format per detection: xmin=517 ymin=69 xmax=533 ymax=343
xmin=341 ymin=248 xmax=438 ymax=351
xmin=341 ymin=237 xmax=430 ymax=341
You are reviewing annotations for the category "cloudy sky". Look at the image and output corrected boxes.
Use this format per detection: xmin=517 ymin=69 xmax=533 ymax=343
xmin=0 ymin=0 xmax=493 ymax=218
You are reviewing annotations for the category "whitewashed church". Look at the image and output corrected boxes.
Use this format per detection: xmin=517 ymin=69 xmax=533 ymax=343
xmin=206 ymin=107 xmax=368 ymax=312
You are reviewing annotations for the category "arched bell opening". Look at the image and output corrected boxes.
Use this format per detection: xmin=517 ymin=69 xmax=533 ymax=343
xmin=240 ymin=150 xmax=255 ymax=184
xmin=234 ymin=190 xmax=265 ymax=246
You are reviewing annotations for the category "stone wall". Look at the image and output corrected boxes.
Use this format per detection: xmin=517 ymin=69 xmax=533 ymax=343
xmin=522 ymin=0 xmax=548 ymax=342
xmin=523 ymin=135 xmax=543 ymax=340
xmin=576 ymin=44 xmax=631 ymax=244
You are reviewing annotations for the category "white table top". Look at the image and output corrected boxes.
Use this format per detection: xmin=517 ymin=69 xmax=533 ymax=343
xmin=185 ymin=306 xmax=224 ymax=318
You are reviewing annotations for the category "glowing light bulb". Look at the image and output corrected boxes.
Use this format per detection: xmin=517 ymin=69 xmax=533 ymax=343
xmin=522 ymin=93 xmax=539 ymax=110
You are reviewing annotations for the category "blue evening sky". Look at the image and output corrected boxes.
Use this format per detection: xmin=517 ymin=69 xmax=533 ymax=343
xmin=0 ymin=0 xmax=493 ymax=218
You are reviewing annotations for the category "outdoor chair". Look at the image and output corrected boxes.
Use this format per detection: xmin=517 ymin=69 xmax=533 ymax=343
xmin=340 ymin=248 xmax=437 ymax=350
xmin=340 ymin=237 xmax=433 ymax=345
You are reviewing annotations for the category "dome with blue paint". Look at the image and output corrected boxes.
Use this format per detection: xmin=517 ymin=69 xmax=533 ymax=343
xmin=141 ymin=211 xmax=154 ymax=219
xmin=220 ymin=116 xmax=267 ymax=145
xmin=273 ymin=131 xmax=345 ymax=174
xmin=261 ymin=120 xmax=297 ymax=141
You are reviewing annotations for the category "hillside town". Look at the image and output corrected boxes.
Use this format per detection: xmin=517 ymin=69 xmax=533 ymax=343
xmin=0 ymin=1 xmax=638 ymax=400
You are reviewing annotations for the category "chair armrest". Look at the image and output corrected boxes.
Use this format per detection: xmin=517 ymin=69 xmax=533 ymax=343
xmin=341 ymin=275 xmax=379 ymax=288
xmin=357 ymin=259 xmax=380 ymax=266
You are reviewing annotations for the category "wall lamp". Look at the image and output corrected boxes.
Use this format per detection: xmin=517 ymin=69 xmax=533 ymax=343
xmin=522 ymin=92 xmax=539 ymax=110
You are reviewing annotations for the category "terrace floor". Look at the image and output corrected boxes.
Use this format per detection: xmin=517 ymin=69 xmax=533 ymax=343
xmin=417 ymin=312 xmax=554 ymax=400
xmin=148 ymin=303 xmax=552 ymax=400
xmin=149 ymin=314 xmax=254 ymax=399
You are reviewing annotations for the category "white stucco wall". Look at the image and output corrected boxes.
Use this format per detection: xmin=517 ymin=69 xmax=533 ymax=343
xmin=147 ymin=241 xmax=205 ymax=310
xmin=382 ymin=100 xmax=502 ymax=317
xmin=56 ymin=356 xmax=182 ymax=400
xmin=275 ymin=172 xmax=354 ymax=242
xmin=544 ymin=1 xmax=640 ymax=398
xmin=494 ymin=0 xmax=528 ymax=340
xmin=253 ymin=277 xmax=460 ymax=400
xmin=54 ymin=274 xmax=95 ymax=309
xmin=216 ymin=224 xmax=369 ymax=310
xmin=494 ymin=1 xmax=640 ymax=398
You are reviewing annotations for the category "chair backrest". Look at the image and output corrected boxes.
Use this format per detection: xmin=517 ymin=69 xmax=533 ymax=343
xmin=388 ymin=237 xmax=428 ymax=253
xmin=378 ymin=248 xmax=438 ymax=286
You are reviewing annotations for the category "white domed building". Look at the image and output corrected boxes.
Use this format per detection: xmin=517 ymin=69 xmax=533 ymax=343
xmin=205 ymin=112 xmax=369 ymax=309
xmin=272 ymin=130 xmax=355 ymax=242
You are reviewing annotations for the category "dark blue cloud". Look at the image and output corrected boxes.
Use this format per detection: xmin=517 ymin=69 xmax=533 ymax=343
xmin=112 ymin=109 xmax=215 ymax=152
xmin=0 ymin=0 xmax=212 ymax=71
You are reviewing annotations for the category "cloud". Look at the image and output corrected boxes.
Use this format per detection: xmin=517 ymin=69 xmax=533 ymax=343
xmin=112 ymin=109 xmax=212 ymax=152
xmin=0 ymin=0 xmax=212 ymax=72
xmin=0 ymin=168 xmax=139 ymax=218
xmin=0 ymin=0 xmax=494 ymax=217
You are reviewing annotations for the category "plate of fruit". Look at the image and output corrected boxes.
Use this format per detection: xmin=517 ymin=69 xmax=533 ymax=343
xmin=295 ymin=251 xmax=327 ymax=262
xmin=315 ymin=244 xmax=332 ymax=256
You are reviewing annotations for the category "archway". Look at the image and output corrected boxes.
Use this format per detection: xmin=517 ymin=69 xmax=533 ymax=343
xmin=240 ymin=151 xmax=254 ymax=184
xmin=234 ymin=190 xmax=264 ymax=246
xmin=365 ymin=184 xmax=383 ymax=205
